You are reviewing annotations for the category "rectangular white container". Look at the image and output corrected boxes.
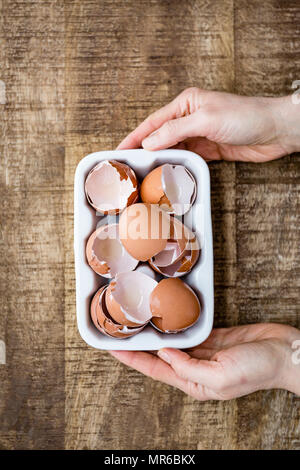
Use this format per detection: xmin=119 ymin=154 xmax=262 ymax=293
xmin=74 ymin=149 xmax=214 ymax=350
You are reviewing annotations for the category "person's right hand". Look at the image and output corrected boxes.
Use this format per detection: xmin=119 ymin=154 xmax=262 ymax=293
xmin=117 ymin=88 xmax=300 ymax=162
xmin=110 ymin=323 xmax=300 ymax=400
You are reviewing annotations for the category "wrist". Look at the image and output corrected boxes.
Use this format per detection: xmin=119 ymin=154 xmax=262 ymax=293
xmin=270 ymin=96 xmax=300 ymax=154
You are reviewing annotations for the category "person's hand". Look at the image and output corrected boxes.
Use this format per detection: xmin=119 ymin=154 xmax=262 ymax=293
xmin=110 ymin=323 xmax=300 ymax=400
xmin=117 ymin=88 xmax=300 ymax=162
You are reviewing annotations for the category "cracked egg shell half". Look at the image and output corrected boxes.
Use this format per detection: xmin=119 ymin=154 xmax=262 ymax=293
xmin=90 ymin=285 xmax=145 ymax=338
xmin=85 ymin=160 xmax=139 ymax=215
xmin=150 ymin=217 xmax=190 ymax=269
xmin=149 ymin=222 xmax=200 ymax=277
xmin=119 ymin=203 xmax=171 ymax=261
xmin=86 ymin=223 xmax=138 ymax=278
xmin=140 ymin=164 xmax=196 ymax=216
xmin=106 ymin=271 xmax=158 ymax=327
xmin=150 ymin=278 xmax=201 ymax=333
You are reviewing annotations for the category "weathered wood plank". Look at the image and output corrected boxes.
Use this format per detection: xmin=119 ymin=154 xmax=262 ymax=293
xmin=0 ymin=0 xmax=65 ymax=450
xmin=234 ymin=0 xmax=300 ymax=450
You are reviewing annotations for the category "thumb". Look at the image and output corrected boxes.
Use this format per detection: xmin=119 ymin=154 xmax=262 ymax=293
xmin=142 ymin=112 xmax=204 ymax=150
xmin=158 ymin=348 xmax=225 ymax=390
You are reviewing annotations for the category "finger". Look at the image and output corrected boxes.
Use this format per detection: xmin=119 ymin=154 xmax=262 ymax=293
xmin=142 ymin=113 xmax=202 ymax=151
xmin=109 ymin=350 xmax=219 ymax=401
xmin=158 ymin=348 xmax=225 ymax=389
xmin=116 ymin=97 xmax=184 ymax=150
xmin=109 ymin=350 xmax=188 ymax=390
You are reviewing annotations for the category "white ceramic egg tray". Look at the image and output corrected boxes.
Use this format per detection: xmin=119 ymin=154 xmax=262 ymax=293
xmin=74 ymin=149 xmax=214 ymax=350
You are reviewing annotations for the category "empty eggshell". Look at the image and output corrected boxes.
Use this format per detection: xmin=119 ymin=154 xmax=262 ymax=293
xmin=149 ymin=223 xmax=200 ymax=277
xmin=86 ymin=223 xmax=138 ymax=278
xmin=85 ymin=160 xmax=139 ymax=215
xmin=119 ymin=203 xmax=171 ymax=261
xmin=151 ymin=217 xmax=189 ymax=268
xmin=106 ymin=271 xmax=158 ymax=327
xmin=150 ymin=278 xmax=201 ymax=333
xmin=90 ymin=285 xmax=107 ymax=333
xmin=140 ymin=164 xmax=196 ymax=216
xmin=90 ymin=285 xmax=145 ymax=338
xmin=140 ymin=166 xmax=171 ymax=208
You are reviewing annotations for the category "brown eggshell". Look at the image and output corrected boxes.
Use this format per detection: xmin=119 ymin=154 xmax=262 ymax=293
xmin=140 ymin=166 xmax=171 ymax=210
xmin=176 ymin=246 xmax=199 ymax=274
xmin=119 ymin=203 xmax=171 ymax=261
xmin=85 ymin=160 xmax=139 ymax=215
xmin=149 ymin=224 xmax=200 ymax=277
xmin=151 ymin=217 xmax=189 ymax=268
xmin=140 ymin=164 xmax=196 ymax=215
xmin=90 ymin=286 xmax=120 ymax=337
xmin=90 ymin=285 xmax=107 ymax=332
xmin=90 ymin=286 xmax=144 ymax=338
xmin=105 ymin=281 xmax=142 ymax=328
xmin=97 ymin=290 xmax=144 ymax=338
xmin=109 ymin=160 xmax=139 ymax=208
xmin=86 ymin=223 xmax=138 ymax=278
xmin=105 ymin=271 xmax=157 ymax=327
xmin=86 ymin=228 xmax=110 ymax=276
xmin=150 ymin=278 xmax=201 ymax=333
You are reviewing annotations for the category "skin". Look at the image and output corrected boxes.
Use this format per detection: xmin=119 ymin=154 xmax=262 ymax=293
xmin=111 ymin=88 xmax=300 ymax=400
xmin=117 ymin=88 xmax=300 ymax=161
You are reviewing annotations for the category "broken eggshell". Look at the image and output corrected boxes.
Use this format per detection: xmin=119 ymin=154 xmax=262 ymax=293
xmin=90 ymin=285 xmax=145 ymax=338
xmin=86 ymin=223 xmax=138 ymax=278
xmin=149 ymin=222 xmax=200 ymax=277
xmin=85 ymin=160 xmax=139 ymax=215
xmin=119 ymin=203 xmax=171 ymax=261
xmin=140 ymin=164 xmax=196 ymax=216
xmin=151 ymin=217 xmax=189 ymax=268
xmin=150 ymin=278 xmax=201 ymax=333
xmin=105 ymin=271 xmax=158 ymax=327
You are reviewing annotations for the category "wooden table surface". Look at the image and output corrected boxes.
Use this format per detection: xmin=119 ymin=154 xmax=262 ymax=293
xmin=0 ymin=0 xmax=299 ymax=450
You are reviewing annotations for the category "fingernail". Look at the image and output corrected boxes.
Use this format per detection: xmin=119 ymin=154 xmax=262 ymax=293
xmin=148 ymin=129 xmax=159 ymax=138
xmin=158 ymin=349 xmax=171 ymax=364
xmin=142 ymin=130 xmax=158 ymax=148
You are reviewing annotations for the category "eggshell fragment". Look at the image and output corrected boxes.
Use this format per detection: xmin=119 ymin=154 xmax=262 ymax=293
xmin=151 ymin=217 xmax=189 ymax=268
xmin=140 ymin=164 xmax=196 ymax=216
xmin=119 ymin=203 xmax=171 ymax=261
xmin=140 ymin=166 xmax=172 ymax=208
xmin=86 ymin=223 xmax=138 ymax=278
xmin=150 ymin=278 xmax=201 ymax=333
xmin=149 ymin=224 xmax=200 ymax=277
xmin=90 ymin=285 xmax=145 ymax=338
xmin=85 ymin=160 xmax=139 ymax=214
xmin=90 ymin=285 xmax=107 ymax=333
xmin=106 ymin=271 xmax=158 ymax=327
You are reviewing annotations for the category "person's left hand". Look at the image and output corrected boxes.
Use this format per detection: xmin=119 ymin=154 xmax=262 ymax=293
xmin=109 ymin=323 xmax=300 ymax=400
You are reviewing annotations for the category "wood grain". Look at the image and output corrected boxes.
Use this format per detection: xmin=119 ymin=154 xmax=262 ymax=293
xmin=0 ymin=0 xmax=299 ymax=450
xmin=0 ymin=0 xmax=65 ymax=450
xmin=233 ymin=0 xmax=300 ymax=449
